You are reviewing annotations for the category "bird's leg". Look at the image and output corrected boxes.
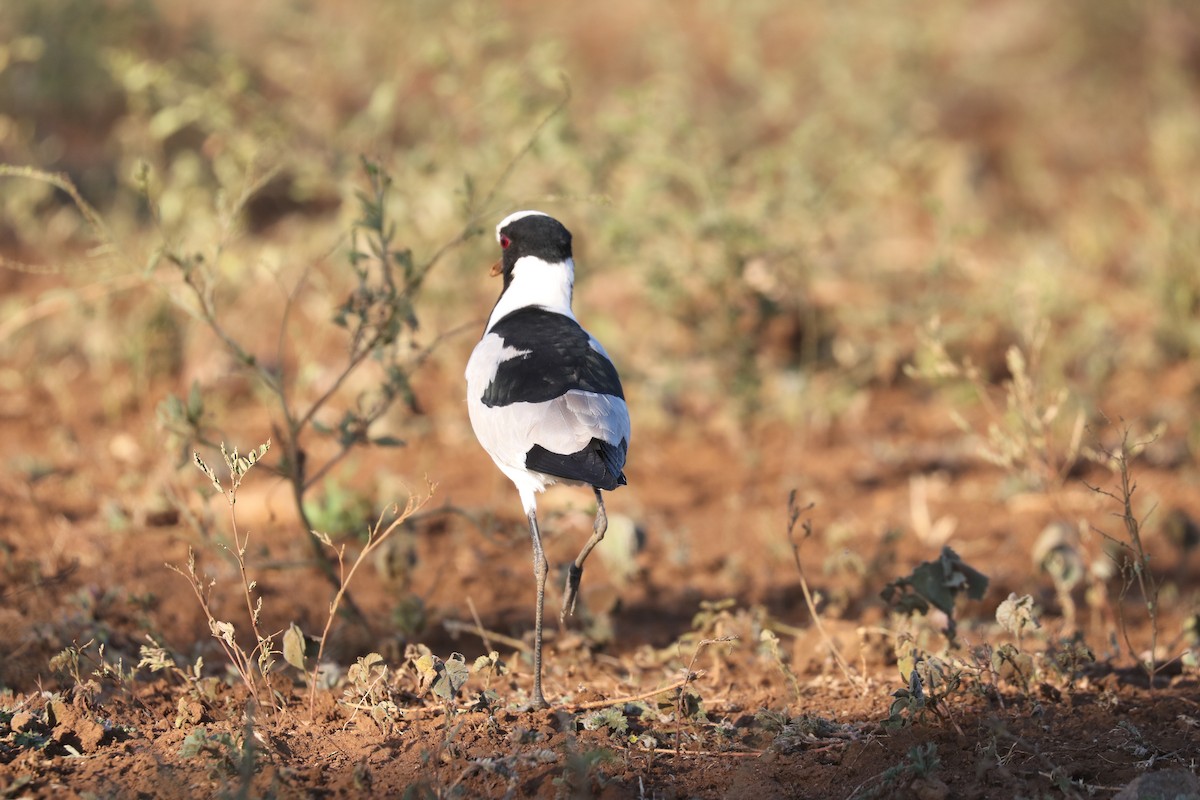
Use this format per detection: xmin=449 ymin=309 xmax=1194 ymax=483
xmin=561 ymin=487 xmax=608 ymax=622
xmin=527 ymin=509 xmax=550 ymax=710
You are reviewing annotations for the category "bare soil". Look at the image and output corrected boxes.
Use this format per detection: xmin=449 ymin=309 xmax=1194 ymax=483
xmin=1 ymin=273 xmax=1198 ymax=798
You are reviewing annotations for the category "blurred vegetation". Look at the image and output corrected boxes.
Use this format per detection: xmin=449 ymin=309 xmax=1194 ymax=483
xmin=2 ymin=0 xmax=1199 ymax=441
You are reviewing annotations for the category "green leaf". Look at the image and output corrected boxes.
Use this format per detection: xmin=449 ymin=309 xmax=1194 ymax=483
xmin=179 ymin=728 xmax=210 ymax=759
xmin=881 ymin=547 xmax=989 ymax=640
xmin=161 ymin=393 xmax=183 ymax=423
xmin=943 ymin=547 xmax=989 ymax=600
xmin=186 ymin=380 xmax=204 ymax=422
xmin=370 ymin=435 xmax=406 ymax=448
xmin=907 ymin=560 xmax=957 ymax=617
xmin=582 ymin=706 xmax=628 ymax=735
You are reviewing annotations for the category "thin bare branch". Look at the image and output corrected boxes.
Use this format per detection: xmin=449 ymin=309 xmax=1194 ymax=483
xmin=561 ymin=671 xmax=706 ymax=712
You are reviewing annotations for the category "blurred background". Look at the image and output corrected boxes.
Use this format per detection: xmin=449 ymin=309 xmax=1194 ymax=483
xmin=2 ymin=0 xmax=1199 ymax=683
xmin=5 ymin=0 xmax=1200 ymax=417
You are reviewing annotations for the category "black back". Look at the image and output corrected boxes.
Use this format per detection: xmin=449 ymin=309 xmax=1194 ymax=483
xmin=482 ymin=308 xmax=624 ymax=408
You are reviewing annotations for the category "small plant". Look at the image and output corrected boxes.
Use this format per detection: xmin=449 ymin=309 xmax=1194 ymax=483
xmin=1086 ymin=426 xmax=1166 ymax=687
xmin=469 ymin=651 xmax=507 ymax=711
xmin=174 ymin=434 xmax=433 ymax=721
xmin=884 ymin=650 xmax=965 ymax=732
xmin=990 ymin=643 xmax=1035 ymax=695
xmin=758 ymin=628 xmax=801 ymax=701
xmin=995 ymin=592 xmax=1041 ymax=649
xmin=137 ymin=636 xmax=224 ymax=727
xmin=303 ymin=486 xmax=433 ymax=717
xmin=762 ymin=713 xmax=856 ymax=754
xmin=340 ymin=652 xmax=400 ymax=734
xmin=552 ymin=736 xmax=615 ymax=800
xmin=1032 ymin=522 xmax=1086 ymax=628
xmin=413 ymin=650 xmax=471 ymax=706
xmin=850 ymin=742 xmax=945 ymax=800
xmin=785 ymin=490 xmax=862 ymax=690
xmin=179 ymin=705 xmax=259 ymax=796
xmin=11 ymin=729 xmax=52 ymax=753
xmin=155 ymin=157 xmax=442 ymax=616
xmin=882 ymin=546 xmax=989 ymax=643
xmin=990 ymin=594 xmax=1040 ymax=694
xmin=149 ymin=89 xmax=571 ymax=609
xmin=581 ymin=706 xmax=629 ymax=737
xmin=179 ymin=727 xmax=242 ymax=770
xmin=171 ymin=441 xmax=282 ymax=713
xmin=48 ymin=639 xmax=135 ymax=702
xmin=1047 ymin=637 xmax=1096 ymax=689
xmin=908 ymin=318 xmax=1086 ymax=490
xmin=687 ymin=598 xmax=739 ymax=640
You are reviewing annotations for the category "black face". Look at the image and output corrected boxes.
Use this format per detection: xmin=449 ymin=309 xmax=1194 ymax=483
xmin=498 ymin=214 xmax=573 ymax=288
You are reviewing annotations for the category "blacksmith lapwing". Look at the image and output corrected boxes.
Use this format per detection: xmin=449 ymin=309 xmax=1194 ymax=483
xmin=465 ymin=210 xmax=630 ymax=709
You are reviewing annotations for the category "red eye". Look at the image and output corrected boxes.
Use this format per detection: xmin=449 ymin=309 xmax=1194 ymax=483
xmin=500 ymin=235 xmax=511 ymax=249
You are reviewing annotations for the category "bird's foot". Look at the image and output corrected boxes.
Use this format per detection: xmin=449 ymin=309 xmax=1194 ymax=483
xmin=527 ymin=692 xmax=549 ymax=711
xmin=560 ymin=564 xmax=583 ymax=623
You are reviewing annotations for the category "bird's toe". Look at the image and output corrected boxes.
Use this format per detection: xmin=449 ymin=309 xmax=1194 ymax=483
xmin=561 ymin=565 xmax=584 ymax=621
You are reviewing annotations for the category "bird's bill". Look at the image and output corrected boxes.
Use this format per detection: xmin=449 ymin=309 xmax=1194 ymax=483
xmin=489 ymin=259 xmax=503 ymax=277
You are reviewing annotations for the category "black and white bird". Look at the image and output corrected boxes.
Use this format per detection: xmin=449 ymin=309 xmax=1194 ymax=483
xmin=465 ymin=210 xmax=630 ymax=709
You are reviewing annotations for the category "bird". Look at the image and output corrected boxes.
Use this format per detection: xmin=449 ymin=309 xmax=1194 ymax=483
xmin=465 ymin=210 xmax=630 ymax=709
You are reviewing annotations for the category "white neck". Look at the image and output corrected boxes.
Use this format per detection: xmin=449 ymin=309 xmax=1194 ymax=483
xmin=486 ymin=256 xmax=576 ymax=330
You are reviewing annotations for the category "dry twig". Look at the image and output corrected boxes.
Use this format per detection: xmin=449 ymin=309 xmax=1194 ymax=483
xmin=561 ymin=671 xmax=707 ymax=712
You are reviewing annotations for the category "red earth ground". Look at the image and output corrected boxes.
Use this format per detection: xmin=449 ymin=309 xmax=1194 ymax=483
xmin=1 ymin=261 xmax=1198 ymax=798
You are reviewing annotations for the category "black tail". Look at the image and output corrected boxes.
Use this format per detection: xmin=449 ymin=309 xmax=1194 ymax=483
xmin=525 ymin=437 xmax=627 ymax=490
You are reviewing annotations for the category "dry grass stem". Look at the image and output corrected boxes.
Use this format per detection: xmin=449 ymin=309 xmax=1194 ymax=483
xmin=785 ymin=491 xmax=864 ymax=693
xmin=562 ymin=671 xmax=707 ymax=712
xmin=308 ymin=481 xmax=435 ymax=718
xmin=442 ymin=620 xmax=531 ymax=654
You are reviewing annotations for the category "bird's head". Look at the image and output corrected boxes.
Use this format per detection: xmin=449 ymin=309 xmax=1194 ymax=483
xmin=492 ymin=210 xmax=574 ymax=286
xmin=484 ymin=211 xmax=577 ymax=325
